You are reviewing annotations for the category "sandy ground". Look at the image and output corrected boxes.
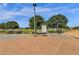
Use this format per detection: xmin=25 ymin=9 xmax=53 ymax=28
xmin=63 ymin=29 xmax=79 ymax=38
xmin=0 ymin=33 xmax=79 ymax=55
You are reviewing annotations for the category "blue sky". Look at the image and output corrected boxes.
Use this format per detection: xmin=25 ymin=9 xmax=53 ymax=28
xmin=0 ymin=3 xmax=79 ymax=28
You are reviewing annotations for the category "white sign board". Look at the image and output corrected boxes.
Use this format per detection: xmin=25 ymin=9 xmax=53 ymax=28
xmin=42 ymin=25 xmax=47 ymax=33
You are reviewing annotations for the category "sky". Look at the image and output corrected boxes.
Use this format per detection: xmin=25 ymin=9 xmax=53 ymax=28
xmin=0 ymin=3 xmax=79 ymax=28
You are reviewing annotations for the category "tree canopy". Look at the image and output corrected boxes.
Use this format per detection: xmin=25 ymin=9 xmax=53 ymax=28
xmin=47 ymin=14 xmax=68 ymax=28
xmin=0 ymin=23 xmax=6 ymax=29
xmin=29 ymin=15 xmax=45 ymax=29
xmin=6 ymin=21 xmax=19 ymax=29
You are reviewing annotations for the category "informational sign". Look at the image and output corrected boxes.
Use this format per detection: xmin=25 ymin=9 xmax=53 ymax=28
xmin=42 ymin=25 xmax=47 ymax=33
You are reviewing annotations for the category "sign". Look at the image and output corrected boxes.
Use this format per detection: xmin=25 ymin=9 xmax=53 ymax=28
xmin=42 ymin=25 xmax=47 ymax=33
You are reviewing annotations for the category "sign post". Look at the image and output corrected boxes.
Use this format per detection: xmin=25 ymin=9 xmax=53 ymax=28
xmin=33 ymin=4 xmax=37 ymax=36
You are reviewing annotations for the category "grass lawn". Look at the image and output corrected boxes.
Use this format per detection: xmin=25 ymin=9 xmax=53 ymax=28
xmin=0 ymin=28 xmax=71 ymax=34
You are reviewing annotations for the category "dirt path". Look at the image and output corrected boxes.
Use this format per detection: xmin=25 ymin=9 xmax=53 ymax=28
xmin=0 ymin=34 xmax=79 ymax=55
xmin=63 ymin=29 xmax=79 ymax=38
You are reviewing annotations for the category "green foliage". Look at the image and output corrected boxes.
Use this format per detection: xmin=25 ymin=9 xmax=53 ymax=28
xmin=13 ymin=31 xmax=22 ymax=34
xmin=48 ymin=28 xmax=69 ymax=33
xmin=29 ymin=15 xmax=45 ymax=29
xmin=0 ymin=29 xmax=33 ymax=34
xmin=6 ymin=31 xmax=14 ymax=34
xmin=6 ymin=29 xmax=22 ymax=34
xmin=6 ymin=21 xmax=19 ymax=29
xmin=0 ymin=23 xmax=6 ymax=29
xmin=22 ymin=29 xmax=33 ymax=34
xmin=48 ymin=28 xmax=57 ymax=33
xmin=48 ymin=29 xmax=56 ymax=33
xmin=15 ymin=31 xmax=22 ymax=34
xmin=0 ymin=30 xmax=6 ymax=34
xmin=0 ymin=21 xmax=19 ymax=29
xmin=47 ymin=14 xmax=68 ymax=28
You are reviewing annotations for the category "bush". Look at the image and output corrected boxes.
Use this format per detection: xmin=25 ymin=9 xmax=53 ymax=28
xmin=48 ymin=29 xmax=64 ymax=33
xmin=13 ymin=31 xmax=22 ymax=34
xmin=48 ymin=28 xmax=56 ymax=33
xmin=6 ymin=31 xmax=13 ymax=34
xmin=48 ymin=30 xmax=56 ymax=33
xmin=5 ymin=29 xmax=33 ymax=34
xmin=22 ymin=29 xmax=33 ymax=34
xmin=0 ymin=30 xmax=6 ymax=34
xmin=6 ymin=30 xmax=22 ymax=34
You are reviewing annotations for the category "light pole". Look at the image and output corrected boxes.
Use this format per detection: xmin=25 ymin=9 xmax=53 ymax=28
xmin=33 ymin=3 xmax=37 ymax=36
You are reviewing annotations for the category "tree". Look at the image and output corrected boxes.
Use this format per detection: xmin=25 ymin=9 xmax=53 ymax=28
xmin=6 ymin=21 xmax=19 ymax=29
xmin=47 ymin=14 xmax=68 ymax=28
xmin=0 ymin=23 xmax=6 ymax=29
xmin=72 ymin=26 xmax=79 ymax=29
xmin=29 ymin=15 xmax=45 ymax=29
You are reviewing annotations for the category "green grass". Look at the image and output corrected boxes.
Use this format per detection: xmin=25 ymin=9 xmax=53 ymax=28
xmin=0 ymin=28 xmax=70 ymax=34
xmin=0 ymin=30 xmax=6 ymax=34
xmin=48 ymin=28 xmax=57 ymax=33
xmin=22 ymin=29 xmax=33 ymax=34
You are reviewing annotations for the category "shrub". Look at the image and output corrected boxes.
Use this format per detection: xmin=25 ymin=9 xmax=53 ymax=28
xmin=48 ymin=30 xmax=56 ymax=33
xmin=6 ymin=30 xmax=22 ymax=34
xmin=0 ymin=30 xmax=6 ymax=34
xmin=22 ymin=29 xmax=33 ymax=34
xmin=13 ymin=31 xmax=22 ymax=34
xmin=6 ymin=31 xmax=13 ymax=34
xmin=48 ymin=28 xmax=56 ymax=33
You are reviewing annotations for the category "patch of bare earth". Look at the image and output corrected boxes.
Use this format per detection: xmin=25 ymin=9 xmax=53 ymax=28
xmin=0 ymin=33 xmax=79 ymax=55
xmin=63 ymin=29 xmax=79 ymax=38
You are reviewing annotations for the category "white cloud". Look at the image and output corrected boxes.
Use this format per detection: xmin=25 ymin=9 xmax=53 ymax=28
xmin=0 ymin=4 xmax=79 ymax=20
xmin=20 ymin=7 xmax=52 ymax=13
xmin=36 ymin=7 xmax=52 ymax=12
xmin=3 ymin=3 xmax=8 ymax=7
xmin=70 ymin=8 xmax=79 ymax=13
xmin=0 ymin=6 xmax=53 ymax=20
xmin=0 ymin=7 xmax=33 ymax=20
